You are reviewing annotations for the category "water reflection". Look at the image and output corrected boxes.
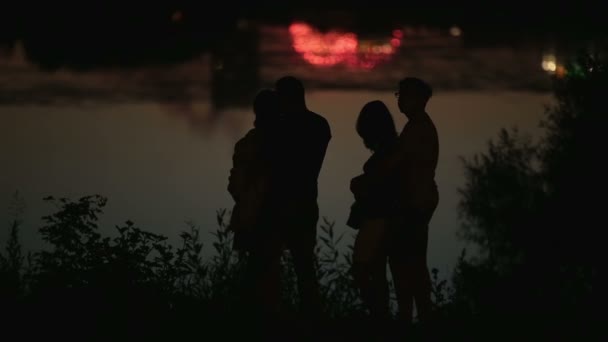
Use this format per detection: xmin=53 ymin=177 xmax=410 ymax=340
xmin=288 ymin=22 xmax=402 ymax=69
xmin=0 ymin=21 xmax=570 ymax=109
xmin=158 ymin=98 xmax=246 ymax=139
xmin=0 ymin=20 xmax=591 ymax=150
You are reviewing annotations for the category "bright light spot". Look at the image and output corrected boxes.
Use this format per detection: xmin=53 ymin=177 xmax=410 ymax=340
xmin=449 ymin=26 xmax=462 ymax=37
xmin=171 ymin=10 xmax=183 ymax=23
xmin=288 ymin=22 xmax=402 ymax=69
xmin=541 ymin=54 xmax=557 ymax=72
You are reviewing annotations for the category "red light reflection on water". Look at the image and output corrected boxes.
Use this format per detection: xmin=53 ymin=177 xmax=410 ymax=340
xmin=289 ymin=22 xmax=402 ymax=69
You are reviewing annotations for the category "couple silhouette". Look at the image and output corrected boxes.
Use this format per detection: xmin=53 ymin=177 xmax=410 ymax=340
xmin=227 ymin=76 xmax=438 ymax=328
xmin=228 ymin=76 xmax=330 ymax=321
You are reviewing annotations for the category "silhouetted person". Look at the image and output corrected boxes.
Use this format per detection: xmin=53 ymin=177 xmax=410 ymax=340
xmin=348 ymin=100 xmax=399 ymax=321
xmin=228 ymin=89 xmax=279 ymax=247
xmin=353 ymin=78 xmax=438 ymax=325
xmin=269 ymin=76 xmax=332 ymax=319
xmin=227 ymin=89 xmax=282 ymax=315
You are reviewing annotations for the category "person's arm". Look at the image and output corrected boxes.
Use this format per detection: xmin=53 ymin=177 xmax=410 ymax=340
xmin=227 ymin=151 xmax=241 ymax=201
xmin=228 ymin=135 xmax=252 ymax=201
xmin=350 ymin=148 xmax=402 ymax=194
xmin=350 ymin=174 xmax=368 ymax=201
xmin=310 ymin=127 xmax=331 ymax=181
xmin=355 ymin=127 xmax=422 ymax=189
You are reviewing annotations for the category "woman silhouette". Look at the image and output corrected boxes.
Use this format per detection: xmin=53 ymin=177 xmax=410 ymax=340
xmin=348 ymin=100 xmax=399 ymax=320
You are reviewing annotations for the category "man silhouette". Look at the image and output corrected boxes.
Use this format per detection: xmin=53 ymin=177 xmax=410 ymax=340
xmin=270 ymin=76 xmax=331 ymax=319
xmin=355 ymin=77 xmax=438 ymax=324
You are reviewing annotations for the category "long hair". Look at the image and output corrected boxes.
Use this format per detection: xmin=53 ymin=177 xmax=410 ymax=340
xmin=356 ymin=100 xmax=398 ymax=151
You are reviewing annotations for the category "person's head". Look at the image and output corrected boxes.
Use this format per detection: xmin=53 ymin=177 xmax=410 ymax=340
xmin=275 ymin=76 xmax=306 ymax=112
xmin=253 ymin=89 xmax=280 ymax=129
xmin=356 ymin=100 xmax=398 ymax=151
xmin=396 ymin=77 xmax=432 ymax=117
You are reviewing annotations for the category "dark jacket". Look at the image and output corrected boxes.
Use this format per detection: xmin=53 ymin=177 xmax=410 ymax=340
xmin=227 ymin=128 xmax=272 ymax=250
xmin=269 ymin=110 xmax=331 ymax=220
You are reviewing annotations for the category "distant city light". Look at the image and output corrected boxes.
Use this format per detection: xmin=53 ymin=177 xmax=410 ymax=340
xmin=288 ymin=22 xmax=402 ymax=69
xmin=541 ymin=54 xmax=557 ymax=72
xmin=449 ymin=26 xmax=462 ymax=37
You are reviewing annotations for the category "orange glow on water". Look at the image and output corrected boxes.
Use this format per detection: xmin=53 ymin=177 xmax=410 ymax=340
xmin=556 ymin=65 xmax=566 ymax=78
xmin=289 ymin=22 xmax=402 ymax=69
xmin=290 ymin=22 xmax=358 ymax=66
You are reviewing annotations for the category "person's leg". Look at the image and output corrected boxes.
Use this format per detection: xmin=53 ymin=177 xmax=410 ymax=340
xmin=390 ymin=209 xmax=433 ymax=324
xmin=371 ymin=256 xmax=390 ymax=319
xmin=410 ymin=220 xmax=432 ymax=322
xmin=352 ymin=219 xmax=390 ymax=318
xmin=389 ymin=256 xmax=415 ymax=324
xmin=352 ymin=225 xmax=374 ymax=316
xmin=256 ymin=252 xmax=283 ymax=317
xmin=290 ymin=230 xmax=321 ymax=319
xmin=412 ymin=253 xmax=432 ymax=322
xmin=246 ymin=234 xmax=283 ymax=318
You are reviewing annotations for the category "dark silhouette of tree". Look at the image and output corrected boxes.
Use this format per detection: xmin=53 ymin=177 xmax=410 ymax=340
xmin=455 ymin=51 xmax=603 ymax=339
